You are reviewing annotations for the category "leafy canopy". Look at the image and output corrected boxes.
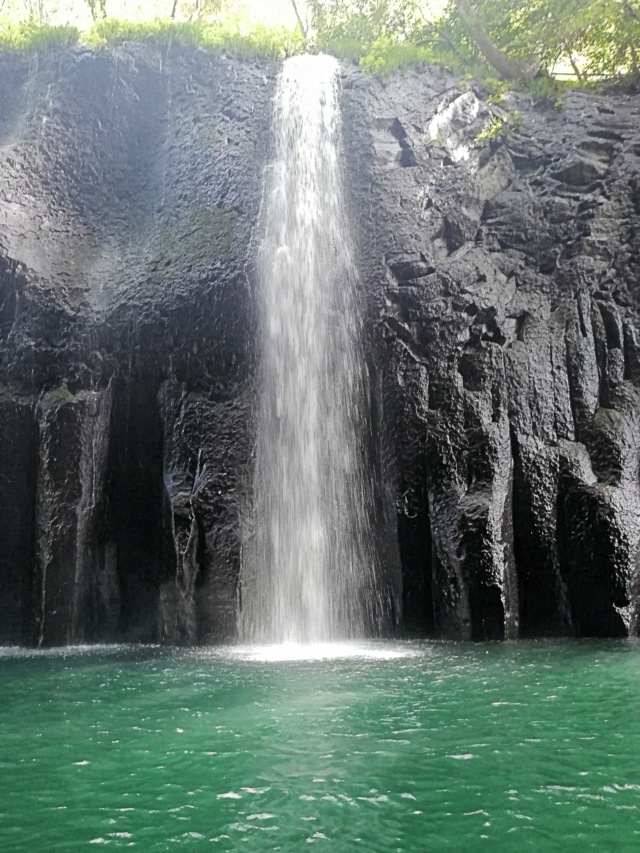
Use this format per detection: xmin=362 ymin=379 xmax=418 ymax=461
xmin=306 ymin=0 xmax=640 ymax=82
xmin=438 ymin=0 xmax=640 ymax=80
xmin=307 ymin=0 xmax=422 ymax=44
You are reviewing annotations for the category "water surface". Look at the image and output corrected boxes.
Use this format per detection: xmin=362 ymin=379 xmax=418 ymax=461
xmin=1 ymin=640 xmax=638 ymax=850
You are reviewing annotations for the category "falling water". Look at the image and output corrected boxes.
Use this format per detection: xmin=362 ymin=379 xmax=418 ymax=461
xmin=241 ymin=55 xmax=385 ymax=644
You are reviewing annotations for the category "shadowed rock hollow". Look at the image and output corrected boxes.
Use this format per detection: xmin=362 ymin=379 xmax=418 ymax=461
xmin=0 ymin=45 xmax=639 ymax=645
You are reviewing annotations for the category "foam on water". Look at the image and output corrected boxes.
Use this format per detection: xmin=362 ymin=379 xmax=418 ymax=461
xmin=212 ymin=641 xmax=418 ymax=663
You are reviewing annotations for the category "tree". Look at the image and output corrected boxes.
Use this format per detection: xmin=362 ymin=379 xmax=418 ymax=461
xmin=429 ymin=0 xmax=640 ymax=82
xmin=452 ymin=0 xmax=537 ymax=78
xmin=307 ymin=0 xmax=421 ymax=46
xmin=170 ymin=0 xmax=226 ymax=21
xmin=84 ymin=0 xmax=107 ymax=22
xmin=20 ymin=0 xmax=53 ymax=23
xmin=304 ymin=0 xmax=640 ymax=82
xmin=289 ymin=0 xmax=309 ymax=39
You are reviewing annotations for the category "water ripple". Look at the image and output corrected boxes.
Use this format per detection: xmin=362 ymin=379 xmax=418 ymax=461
xmin=1 ymin=639 xmax=639 ymax=851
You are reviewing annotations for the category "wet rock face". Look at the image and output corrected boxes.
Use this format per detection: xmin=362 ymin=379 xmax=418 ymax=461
xmin=0 ymin=45 xmax=276 ymax=645
xmin=0 ymin=48 xmax=639 ymax=644
xmin=342 ymin=69 xmax=640 ymax=640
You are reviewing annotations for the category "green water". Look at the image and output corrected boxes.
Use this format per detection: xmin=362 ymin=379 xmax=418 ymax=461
xmin=0 ymin=641 xmax=639 ymax=851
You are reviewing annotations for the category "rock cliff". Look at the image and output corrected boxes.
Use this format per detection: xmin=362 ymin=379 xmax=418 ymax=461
xmin=344 ymin=67 xmax=640 ymax=640
xmin=0 ymin=45 xmax=638 ymax=644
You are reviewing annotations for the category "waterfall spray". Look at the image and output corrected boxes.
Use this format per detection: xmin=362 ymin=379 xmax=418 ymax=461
xmin=241 ymin=55 xmax=386 ymax=644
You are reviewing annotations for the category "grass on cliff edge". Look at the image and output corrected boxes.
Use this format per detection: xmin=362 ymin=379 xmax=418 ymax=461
xmin=0 ymin=21 xmax=79 ymax=52
xmin=0 ymin=18 xmax=306 ymax=60
xmin=0 ymin=17 xmax=444 ymax=74
xmin=87 ymin=18 xmax=306 ymax=59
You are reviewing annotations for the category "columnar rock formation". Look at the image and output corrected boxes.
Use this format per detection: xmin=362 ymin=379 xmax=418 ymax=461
xmin=345 ymin=69 xmax=640 ymax=640
xmin=0 ymin=46 xmax=638 ymax=644
xmin=0 ymin=46 xmax=271 ymax=645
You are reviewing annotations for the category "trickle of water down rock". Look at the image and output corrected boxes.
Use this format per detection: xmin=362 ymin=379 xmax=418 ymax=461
xmin=241 ymin=55 xmax=386 ymax=644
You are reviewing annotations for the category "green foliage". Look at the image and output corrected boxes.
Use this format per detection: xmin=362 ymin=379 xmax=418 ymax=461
xmin=439 ymin=0 xmax=640 ymax=83
xmin=86 ymin=19 xmax=202 ymax=47
xmin=484 ymin=78 xmax=511 ymax=103
xmin=316 ymin=33 xmax=436 ymax=76
xmin=307 ymin=0 xmax=422 ymax=46
xmin=87 ymin=17 xmax=305 ymax=58
xmin=314 ymin=36 xmax=368 ymax=62
xmin=171 ymin=0 xmax=227 ymax=23
xmin=306 ymin=0 xmax=441 ymax=76
xmin=307 ymin=0 xmax=640 ymax=84
xmin=524 ymin=73 xmax=576 ymax=107
xmin=0 ymin=20 xmax=79 ymax=51
xmin=0 ymin=0 xmax=638 ymax=89
xmin=475 ymin=109 xmax=523 ymax=145
xmin=359 ymin=36 xmax=436 ymax=75
xmin=84 ymin=0 xmax=107 ymax=23
xmin=203 ymin=18 xmax=305 ymax=59
xmin=0 ymin=14 xmax=302 ymax=59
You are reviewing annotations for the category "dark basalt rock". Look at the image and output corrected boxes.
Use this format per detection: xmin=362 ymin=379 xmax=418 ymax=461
xmin=0 ymin=46 xmax=639 ymax=644
xmin=0 ymin=44 xmax=275 ymax=645
xmin=34 ymin=386 xmax=113 ymax=646
xmin=342 ymin=68 xmax=640 ymax=641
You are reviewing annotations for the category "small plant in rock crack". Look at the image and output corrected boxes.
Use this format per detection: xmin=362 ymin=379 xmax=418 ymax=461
xmin=525 ymin=74 xmax=568 ymax=108
xmin=475 ymin=109 xmax=523 ymax=147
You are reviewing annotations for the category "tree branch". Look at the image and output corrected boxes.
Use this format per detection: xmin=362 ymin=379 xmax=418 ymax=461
xmin=565 ymin=44 xmax=585 ymax=83
xmin=453 ymin=0 xmax=538 ymax=80
xmin=290 ymin=0 xmax=308 ymax=39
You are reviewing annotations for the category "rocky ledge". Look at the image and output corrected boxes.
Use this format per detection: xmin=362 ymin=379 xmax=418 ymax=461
xmin=0 ymin=45 xmax=638 ymax=644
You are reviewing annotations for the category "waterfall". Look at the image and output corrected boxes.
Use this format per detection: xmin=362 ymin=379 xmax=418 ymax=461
xmin=241 ymin=54 xmax=385 ymax=644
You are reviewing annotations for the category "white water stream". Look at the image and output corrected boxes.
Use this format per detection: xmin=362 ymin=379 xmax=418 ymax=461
xmin=241 ymin=55 xmax=385 ymax=643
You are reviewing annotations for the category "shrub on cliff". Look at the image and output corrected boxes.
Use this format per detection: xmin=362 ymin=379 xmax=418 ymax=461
xmin=86 ymin=16 xmax=304 ymax=58
xmin=0 ymin=21 xmax=79 ymax=52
